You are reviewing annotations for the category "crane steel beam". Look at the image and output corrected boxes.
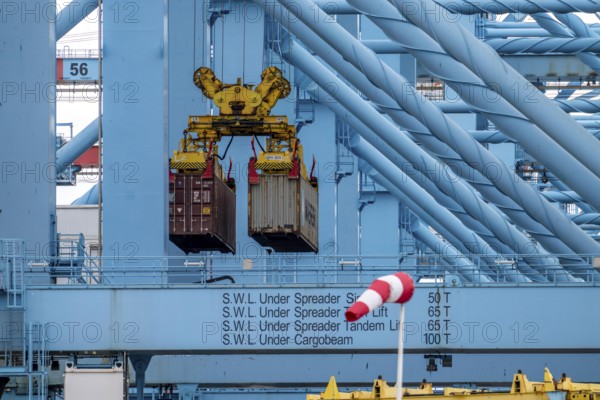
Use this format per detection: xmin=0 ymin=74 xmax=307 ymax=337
xmin=486 ymin=22 xmax=545 ymax=28
xmin=484 ymin=28 xmax=552 ymax=38
xmin=469 ymin=129 xmax=600 ymax=143
xmin=554 ymin=13 xmax=597 ymax=38
xmin=261 ymin=0 xmax=592 ymax=274
xmin=552 ymin=12 xmax=600 ymax=78
xmin=281 ymin=29 xmax=564 ymax=274
xmin=437 ymin=98 xmax=600 ymax=114
xmin=393 ymin=2 xmax=600 ymax=183
xmin=283 ymin=34 xmax=563 ymax=281
xmin=546 ymin=175 xmax=594 ymax=214
xmin=359 ymin=161 xmax=495 ymax=284
xmin=276 ymin=0 xmax=600 ymax=260
xmin=486 ymin=37 xmax=600 ymax=54
xmin=56 ymin=118 xmax=99 ymax=174
xmin=281 ymin=40 xmax=511 ymax=269
xmin=284 ymin=47 xmax=497 ymax=264
xmin=532 ymin=13 xmax=600 ymax=77
xmin=487 ymin=21 xmax=600 ymax=30
xmin=576 ymin=118 xmax=600 ymax=124
xmin=542 ymin=191 xmax=585 ymax=204
xmin=56 ymin=0 xmax=98 ymax=40
xmin=532 ymin=13 xmax=575 ymax=37
xmin=554 ymin=99 xmax=600 ymax=114
xmin=362 ymin=40 xmax=407 ymax=54
xmin=468 ymin=130 xmax=514 ymax=144
xmin=350 ymin=0 xmax=600 ymax=211
xmin=350 ymin=137 xmax=530 ymax=282
xmin=299 ymin=88 xmax=524 ymax=265
xmin=578 ymin=224 xmax=600 ymax=230
xmin=571 ymin=213 xmax=600 ymax=226
xmin=427 ymin=0 xmax=600 ymax=14
xmin=368 ymin=37 xmax=600 ymax=55
xmin=71 ymin=184 xmax=99 ymax=205
xmin=300 ymin=81 xmax=521 ymax=263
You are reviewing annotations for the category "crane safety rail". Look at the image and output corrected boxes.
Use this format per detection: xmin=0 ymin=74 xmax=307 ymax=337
xmin=56 ymin=48 xmax=101 ymax=59
xmin=15 ymin=253 xmax=600 ymax=288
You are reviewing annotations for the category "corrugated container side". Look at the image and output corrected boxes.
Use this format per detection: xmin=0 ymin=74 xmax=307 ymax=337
xmin=214 ymin=174 xmax=236 ymax=250
xmin=248 ymin=175 xmax=318 ymax=252
xmin=299 ymin=176 xmax=318 ymax=248
xmin=169 ymin=172 xmax=236 ymax=253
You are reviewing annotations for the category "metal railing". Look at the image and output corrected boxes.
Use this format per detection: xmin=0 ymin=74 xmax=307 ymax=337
xmin=56 ymin=48 xmax=101 ymax=59
xmin=19 ymin=253 xmax=600 ymax=288
xmin=53 ymin=234 xmax=103 ymax=285
xmin=0 ymin=240 xmax=25 ymax=308
xmin=0 ymin=323 xmax=48 ymax=400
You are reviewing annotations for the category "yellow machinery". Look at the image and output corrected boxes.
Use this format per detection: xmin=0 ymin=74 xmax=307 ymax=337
xmin=309 ymin=369 xmax=600 ymax=400
xmin=169 ymin=66 xmax=318 ymax=254
xmin=170 ymin=66 xmax=316 ymax=187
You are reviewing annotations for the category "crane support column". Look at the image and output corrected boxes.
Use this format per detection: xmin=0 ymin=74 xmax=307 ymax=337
xmin=0 ymin=0 xmax=57 ymax=256
xmin=130 ymin=354 xmax=153 ymax=400
xmin=102 ymin=1 xmax=168 ymax=265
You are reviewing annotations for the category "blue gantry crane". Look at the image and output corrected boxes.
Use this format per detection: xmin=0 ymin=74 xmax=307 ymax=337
xmin=2 ymin=0 xmax=600 ymax=398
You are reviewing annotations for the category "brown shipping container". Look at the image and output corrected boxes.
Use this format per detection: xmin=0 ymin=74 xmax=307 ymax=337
xmin=170 ymin=172 xmax=236 ymax=253
xmin=248 ymin=175 xmax=318 ymax=252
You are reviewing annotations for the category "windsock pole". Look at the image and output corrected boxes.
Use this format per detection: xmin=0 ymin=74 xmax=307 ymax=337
xmin=397 ymin=304 xmax=406 ymax=400
xmin=344 ymin=272 xmax=414 ymax=399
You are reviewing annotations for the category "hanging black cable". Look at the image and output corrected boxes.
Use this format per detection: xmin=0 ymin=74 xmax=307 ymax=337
xmin=253 ymin=135 xmax=266 ymax=152
xmin=218 ymin=136 xmax=234 ymax=160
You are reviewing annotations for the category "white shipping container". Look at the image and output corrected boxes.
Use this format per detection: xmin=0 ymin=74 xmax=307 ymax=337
xmin=64 ymin=365 xmax=125 ymax=400
xmin=248 ymin=175 xmax=318 ymax=252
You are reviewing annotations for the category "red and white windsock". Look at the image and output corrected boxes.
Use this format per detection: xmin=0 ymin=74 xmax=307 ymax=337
xmin=345 ymin=272 xmax=415 ymax=322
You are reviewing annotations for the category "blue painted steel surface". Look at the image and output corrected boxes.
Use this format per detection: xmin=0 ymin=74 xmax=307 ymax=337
xmin=71 ymin=184 xmax=99 ymax=205
xmin=439 ymin=98 xmax=600 ymax=114
xmin=268 ymin=0 xmax=594 ymax=277
xmin=6 ymin=0 xmax=600 ymax=392
xmin=0 ymin=0 xmax=56 ymax=257
xmin=299 ymin=67 xmax=491 ymax=269
xmin=430 ymin=0 xmax=600 ymax=14
xmin=358 ymin=163 xmax=487 ymax=283
xmin=56 ymin=0 xmax=98 ymax=40
xmin=350 ymin=0 xmax=600 ymax=210
xmin=281 ymin=36 xmax=498 ymax=263
xmin=143 ymin=353 xmax=600 ymax=386
xmin=486 ymin=37 xmax=600 ymax=53
xmin=532 ymin=13 xmax=600 ymax=77
xmin=56 ymin=118 xmax=99 ymax=174
xmin=23 ymin=285 xmax=600 ymax=352
xmin=102 ymin=0 xmax=168 ymax=260
xmin=357 ymin=161 xmax=476 ymax=266
xmin=278 ymin=0 xmax=600 ymax=260
xmin=393 ymin=1 xmax=600 ymax=183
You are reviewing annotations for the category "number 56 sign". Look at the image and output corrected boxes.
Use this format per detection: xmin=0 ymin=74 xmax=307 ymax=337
xmin=57 ymin=59 xmax=99 ymax=82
